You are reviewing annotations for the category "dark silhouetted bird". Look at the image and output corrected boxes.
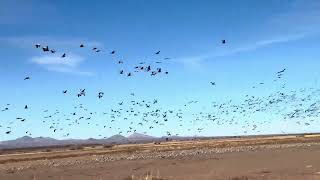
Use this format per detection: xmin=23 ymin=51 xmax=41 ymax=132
xmin=35 ymin=44 xmax=41 ymax=48
xmin=127 ymin=73 xmax=132 ymax=77
xmin=42 ymin=46 xmax=49 ymax=52
xmin=111 ymin=50 xmax=115 ymax=54
xmin=222 ymin=40 xmax=226 ymax=44
xmin=24 ymin=105 xmax=28 ymax=109
xmin=92 ymin=47 xmax=97 ymax=50
xmin=78 ymin=89 xmax=86 ymax=97
xmin=277 ymin=68 xmax=286 ymax=74
xmin=50 ymin=49 xmax=56 ymax=53
xmin=80 ymin=44 xmax=84 ymax=48
xmin=61 ymin=53 xmax=66 ymax=58
xmin=98 ymin=92 xmax=104 ymax=99
xmin=120 ymin=70 xmax=124 ymax=74
xmin=24 ymin=77 xmax=30 ymax=80
xmin=155 ymin=51 xmax=160 ymax=55
xmin=63 ymin=90 xmax=67 ymax=94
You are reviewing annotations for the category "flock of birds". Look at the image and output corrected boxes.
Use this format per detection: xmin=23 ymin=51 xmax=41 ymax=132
xmin=1 ymin=39 xmax=318 ymax=139
xmin=34 ymin=42 xmax=171 ymax=79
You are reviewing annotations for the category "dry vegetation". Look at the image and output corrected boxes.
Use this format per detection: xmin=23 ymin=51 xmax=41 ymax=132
xmin=0 ymin=134 xmax=320 ymax=165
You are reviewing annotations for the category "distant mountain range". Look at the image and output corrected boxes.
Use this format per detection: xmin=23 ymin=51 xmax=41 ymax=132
xmin=0 ymin=133 xmax=161 ymax=150
xmin=1 ymin=132 xmax=315 ymax=150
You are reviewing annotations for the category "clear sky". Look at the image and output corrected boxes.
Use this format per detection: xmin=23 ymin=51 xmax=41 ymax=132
xmin=1 ymin=0 xmax=320 ymax=141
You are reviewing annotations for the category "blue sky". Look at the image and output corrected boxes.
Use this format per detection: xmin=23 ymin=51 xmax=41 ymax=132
xmin=1 ymin=0 xmax=320 ymax=141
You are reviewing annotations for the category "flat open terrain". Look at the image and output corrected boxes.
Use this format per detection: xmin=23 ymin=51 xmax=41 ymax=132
xmin=1 ymin=135 xmax=320 ymax=180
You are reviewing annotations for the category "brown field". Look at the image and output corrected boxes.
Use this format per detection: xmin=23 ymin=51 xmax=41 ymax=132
xmin=1 ymin=135 xmax=320 ymax=180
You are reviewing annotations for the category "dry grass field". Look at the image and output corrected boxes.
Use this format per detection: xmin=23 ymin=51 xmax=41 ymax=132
xmin=1 ymin=135 xmax=320 ymax=180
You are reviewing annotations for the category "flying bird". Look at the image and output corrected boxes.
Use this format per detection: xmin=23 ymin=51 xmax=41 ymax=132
xmin=277 ymin=68 xmax=286 ymax=74
xmin=80 ymin=44 xmax=84 ymax=48
xmin=42 ymin=46 xmax=49 ymax=52
xmin=35 ymin=44 xmax=41 ymax=48
xmin=155 ymin=51 xmax=160 ymax=55
xmin=78 ymin=89 xmax=86 ymax=97
xmin=61 ymin=53 xmax=66 ymax=58
xmin=50 ymin=49 xmax=56 ymax=53
xmin=111 ymin=50 xmax=115 ymax=54
xmin=24 ymin=77 xmax=30 ymax=80
xmin=98 ymin=92 xmax=104 ymax=99
xmin=62 ymin=90 xmax=67 ymax=94
xmin=222 ymin=40 xmax=226 ymax=44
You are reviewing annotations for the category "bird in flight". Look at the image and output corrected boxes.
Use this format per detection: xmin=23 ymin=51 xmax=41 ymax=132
xmin=111 ymin=50 xmax=115 ymax=54
xmin=222 ymin=40 xmax=226 ymax=44
xmin=80 ymin=44 xmax=84 ymax=48
xmin=155 ymin=51 xmax=160 ymax=55
xmin=62 ymin=90 xmax=67 ymax=94
xmin=50 ymin=49 xmax=56 ymax=53
xmin=98 ymin=92 xmax=104 ymax=99
xmin=35 ymin=44 xmax=41 ymax=48
xmin=24 ymin=77 xmax=30 ymax=80
xmin=78 ymin=89 xmax=86 ymax=97
xmin=61 ymin=53 xmax=66 ymax=58
xmin=24 ymin=105 xmax=28 ymax=109
xmin=277 ymin=68 xmax=286 ymax=74
xmin=42 ymin=46 xmax=49 ymax=52
xmin=210 ymin=82 xmax=216 ymax=86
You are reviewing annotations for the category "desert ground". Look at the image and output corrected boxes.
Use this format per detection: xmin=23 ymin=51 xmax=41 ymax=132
xmin=1 ymin=135 xmax=320 ymax=180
